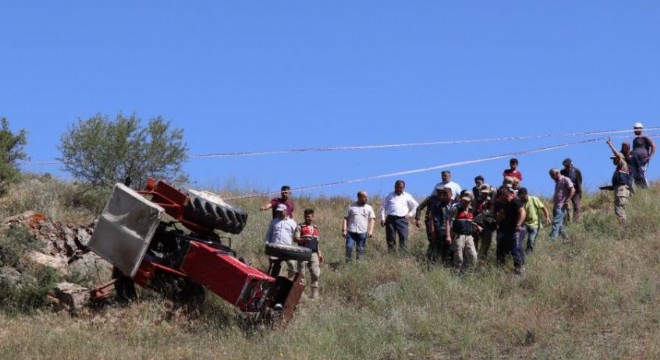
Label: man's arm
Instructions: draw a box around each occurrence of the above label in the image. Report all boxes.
[260,201,273,212]
[287,220,297,244]
[445,217,452,244]
[368,218,375,238]
[606,138,619,157]
[415,196,430,228]
[647,136,656,158]
[415,196,430,219]
[428,212,436,235]
[407,194,419,218]
[516,207,527,231]
[540,203,550,224]
[341,218,348,238]
[564,186,576,208]
[576,169,583,190]
[264,222,273,244]
[380,195,388,226]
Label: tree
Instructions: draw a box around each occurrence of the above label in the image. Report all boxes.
[0,117,28,194]
[59,113,188,189]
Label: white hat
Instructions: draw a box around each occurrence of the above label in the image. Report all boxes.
[634,122,644,129]
[275,203,287,212]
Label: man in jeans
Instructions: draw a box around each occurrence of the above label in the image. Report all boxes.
[495,187,526,274]
[631,122,656,188]
[380,180,419,253]
[517,187,550,252]
[342,191,376,262]
[560,158,583,222]
[548,168,575,241]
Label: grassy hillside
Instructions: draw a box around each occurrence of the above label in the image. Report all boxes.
[0,175,658,359]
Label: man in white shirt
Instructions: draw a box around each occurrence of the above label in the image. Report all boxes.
[380,180,419,252]
[265,203,297,277]
[431,170,462,202]
[342,191,376,262]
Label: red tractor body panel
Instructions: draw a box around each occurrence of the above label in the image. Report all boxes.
[180,241,274,311]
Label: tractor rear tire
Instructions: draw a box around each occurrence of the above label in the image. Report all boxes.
[265,244,312,262]
[185,198,248,234]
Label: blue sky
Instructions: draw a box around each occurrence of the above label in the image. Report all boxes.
[2,1,659,199]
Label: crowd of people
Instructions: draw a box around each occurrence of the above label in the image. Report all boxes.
[260,123,656,297]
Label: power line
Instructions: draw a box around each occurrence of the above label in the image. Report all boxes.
[223,136,604,200]
[18,127,658,166]
[191,127,658,158]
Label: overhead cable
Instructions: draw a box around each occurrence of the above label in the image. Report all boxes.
[192,127,659,158]
[19,127,658,166]
[223,136,604,200]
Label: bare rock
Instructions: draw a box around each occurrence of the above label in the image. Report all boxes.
[50,281,90,312]
[28,251,69,276]
[76,227,93,248]
[1,211,40,229]
[68,252,112,281]
[63,226,77,255]
[0,266,22,286]
[371,281,400,302]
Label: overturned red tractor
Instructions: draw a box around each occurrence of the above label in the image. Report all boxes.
[88,179,311,324]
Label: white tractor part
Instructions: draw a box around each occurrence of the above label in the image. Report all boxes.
[88,183,164,277]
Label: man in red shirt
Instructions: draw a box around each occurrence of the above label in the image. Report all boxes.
[260,185,295,219]
[503,158,523,183]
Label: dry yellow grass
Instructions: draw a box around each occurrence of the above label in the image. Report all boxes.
[0,175,658,359]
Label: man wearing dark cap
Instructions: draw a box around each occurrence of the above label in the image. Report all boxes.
[560,158,583,222]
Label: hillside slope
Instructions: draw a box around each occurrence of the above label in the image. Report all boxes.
[0,176,658,359]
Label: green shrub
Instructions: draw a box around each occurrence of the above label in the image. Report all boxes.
[0,174,99,223]
[0,224,59,314]
[0,224,40,268]
[0,264,59,314]
[0,117,27,195]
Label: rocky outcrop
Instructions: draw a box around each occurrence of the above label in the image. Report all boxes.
[2,211,110,312]
[48,281,91,312]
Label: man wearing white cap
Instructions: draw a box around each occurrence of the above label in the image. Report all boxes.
[631,123,656,188]
[265,203,297,277]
